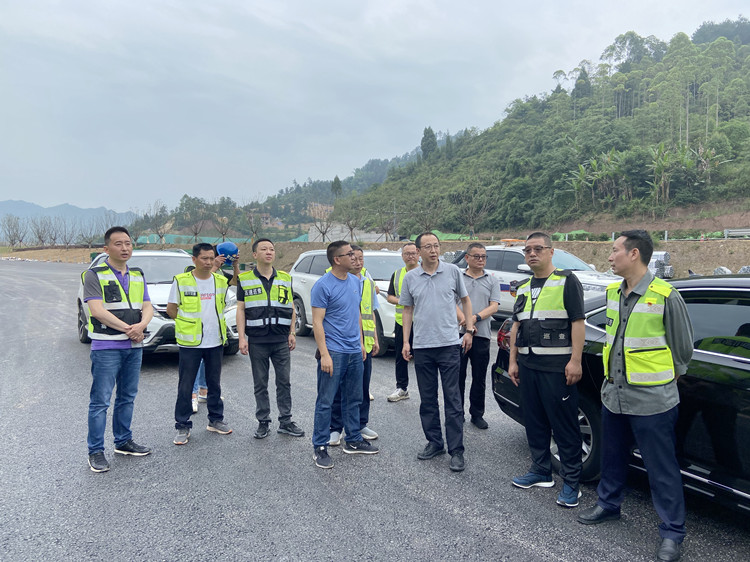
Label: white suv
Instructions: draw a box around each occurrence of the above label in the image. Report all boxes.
[453,244,620,319]
[290,249,405,356]
[77,249,240,354]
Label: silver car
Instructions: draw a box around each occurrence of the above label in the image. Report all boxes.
[290,249,404,356]
[77,249,240,354]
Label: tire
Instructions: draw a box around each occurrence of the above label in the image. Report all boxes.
[372,313,387,357]
[78,302,91,344]
[223,339,240,355]
[550,392,602,482]
[294,297,311,336]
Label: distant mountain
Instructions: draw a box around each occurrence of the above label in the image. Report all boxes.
[0,200,134,223]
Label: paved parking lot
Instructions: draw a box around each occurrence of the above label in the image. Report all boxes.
[1,260,749,561]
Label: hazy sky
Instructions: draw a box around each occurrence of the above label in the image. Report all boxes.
[1,1,746,213]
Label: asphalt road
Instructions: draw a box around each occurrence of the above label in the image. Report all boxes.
[1,260,749,561]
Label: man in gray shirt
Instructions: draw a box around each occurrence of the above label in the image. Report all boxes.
[578,230,693,562]
[400,232,474,472]
[457,243,500,429]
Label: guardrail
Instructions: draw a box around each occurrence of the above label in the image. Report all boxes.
[724,229,750,238]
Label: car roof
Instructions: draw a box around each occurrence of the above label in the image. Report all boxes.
[92,249,191,259]
[296,249,400,258]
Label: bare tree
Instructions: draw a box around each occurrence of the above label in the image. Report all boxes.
[335,199,364,241]
[145,201,170,245]
[29,216,52,246]
[213,215,231,242]
[78,218,100,249]
[413,196,444,233]
[48,216,63,247]
[1,214,28,248]
[186,209,206,243]
[126,209,146,246]
[449,182,497,238]
[59,217,78,249]
[246,211,263,243]
[372,209,395,242]
[311,214,334,243]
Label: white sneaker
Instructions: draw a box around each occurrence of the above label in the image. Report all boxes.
[361,427,378,440]
[329,431,342,446]
[369,392,374,401]
[191,396,198,413]
[387,388,409,402]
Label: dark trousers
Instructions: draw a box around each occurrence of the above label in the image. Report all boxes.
[249,341,292,423]
[331,351,372,432]
[413,345,464,455]
[597,406,686,542]
[459,335,490,419]
[394,323,412,391]
[519,363,582,487]
[175,346,224,430]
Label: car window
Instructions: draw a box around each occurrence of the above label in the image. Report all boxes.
[485,250,502,271]
[294,255,313,274]
[363,255,409,281]
[682,290,750,359]
[501,251,525,273]
[551,250,594,271]
[309,255,329,276]
[126,255,193,284]
[586,309,608,330]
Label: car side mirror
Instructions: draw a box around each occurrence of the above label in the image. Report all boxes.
[517,264,531,273]
[589,263,597,271]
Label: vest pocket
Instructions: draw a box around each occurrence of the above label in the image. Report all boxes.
[538,319,570,347]
[624,347,674,385]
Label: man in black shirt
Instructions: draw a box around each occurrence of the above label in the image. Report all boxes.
[508,232,585,508]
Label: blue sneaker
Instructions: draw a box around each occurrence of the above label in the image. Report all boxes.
[512,471,554,489]
[556,483,582,507]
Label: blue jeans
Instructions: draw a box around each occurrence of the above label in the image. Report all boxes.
[331,351,372,433]
[192,360,207,394]
[312,351,363,447]
[87,348,143,455]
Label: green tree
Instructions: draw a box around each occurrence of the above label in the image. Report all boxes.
[420,127,438,160]
[331,175,342,199]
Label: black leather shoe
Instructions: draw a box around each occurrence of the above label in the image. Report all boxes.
[417,442,446,460]
[470,417,489,430]
[577,504,621,525]
[449,452,465,472]
[656,538,681,561]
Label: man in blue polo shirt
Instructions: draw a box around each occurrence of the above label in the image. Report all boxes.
[83,226,154,473]
[310,240,379,469]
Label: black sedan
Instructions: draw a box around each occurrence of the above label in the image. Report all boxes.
[492,275,750,512]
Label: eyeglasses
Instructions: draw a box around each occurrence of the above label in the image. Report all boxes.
[402,252,418,257]
[467,254,487,260]
[522,246,551,255]
[420,244,440,251]
[336,251,355,258]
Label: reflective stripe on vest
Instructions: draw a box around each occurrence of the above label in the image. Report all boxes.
[394,266,407,326]
[360,269,376,353]
[173,272,228,347]
[238,269,293,337]
[85,265,145,341]
[515,272,572,355]
[602,278,675,386]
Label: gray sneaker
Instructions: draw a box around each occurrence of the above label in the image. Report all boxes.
[174,428,190,445]
[206,420,232,435]
[387,388,409,402]
[329,430,343,446]
[88,452,110,473]
[360,427,379,440]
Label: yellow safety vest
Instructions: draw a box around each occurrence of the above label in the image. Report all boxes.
[238,269,293,339]
[173,272,228,347]
[603,278,675,386]
[394,266,408,326]
[84,264,145,341]
[360,269,376,353]
[514,271,572,355]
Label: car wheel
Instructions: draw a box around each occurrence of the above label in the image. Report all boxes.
[294,297,311,336]
[78,302,91,344]
[372,313,387,357]
[223,339,240,355]
[550,392,602,482]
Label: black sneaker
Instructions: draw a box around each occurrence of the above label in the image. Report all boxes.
[313,446,333,469]
[417,442,446,460]
[254,421,271,439]
[343,440,379,455]
[88,452,110,473]
[114,440,152,456]
[277,421,305,437]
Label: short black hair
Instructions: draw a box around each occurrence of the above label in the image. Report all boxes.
[402,242,417,251]
[526,232,552,246]
[415,232,438,249]
[326,240,350,265]
[104,226,130,245]
[192,242,216,257]
[351,244,363,253]
[252,238,274,252]
[466,242,485,254]
[619,229,653,265]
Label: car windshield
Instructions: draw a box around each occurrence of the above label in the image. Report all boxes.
[551,250,593,271]
[362,255,409,281]
[126,254,193,283]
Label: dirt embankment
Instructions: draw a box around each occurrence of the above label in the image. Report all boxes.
[4,239,750,278]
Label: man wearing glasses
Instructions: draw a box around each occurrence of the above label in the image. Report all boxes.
[386,242,420,402]
[508,232,585,508]
[310,241,379,469]
[400,232,474,472]
[457,243,501,430]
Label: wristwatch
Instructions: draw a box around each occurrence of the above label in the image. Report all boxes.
[475,313,481,324]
